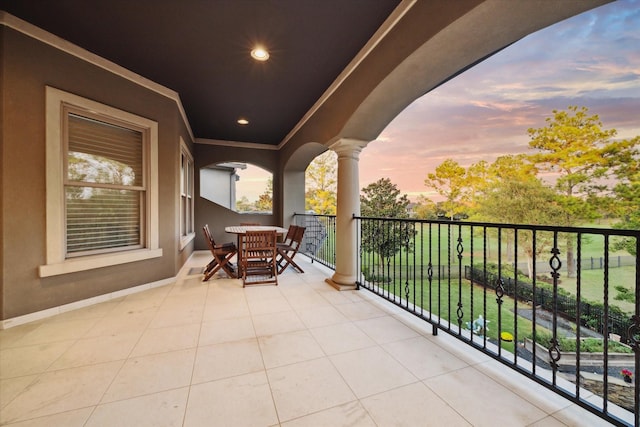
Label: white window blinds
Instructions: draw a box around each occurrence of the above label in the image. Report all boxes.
[65,113,145,255]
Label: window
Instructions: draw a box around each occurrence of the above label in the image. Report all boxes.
[65,112,145,255]
[40,87,161,277]
[180,138,195,249]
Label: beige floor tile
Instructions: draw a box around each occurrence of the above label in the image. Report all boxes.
[267,358,356,422]
[203,302,252,321]
[198,316,256,346]
[0,407,94,427]
[281,400,376,427]
[330,346,417,398]
[284,291,330,310]
[111,295,164,314]
[335,300,386,321]
[527,416,573,427]
[258,330,325,368]
[0,375,38,409]
[251,310,305,337]
[361,382,471,427]
[0,322,44,349]
[310,322,375,355]
[130,323,199,357]
[383,335,468,379]
[102,349,195,403]
[11,318,98,347]
[122,284,171,302]
[247,295,293,316]
[84,307,155,338]
[48,332,140,371]
[166,276,209,299]
[549,404,616,427]
[0,361,121,424]
[276,276,316,294]
[192,338,264,384]
[86,387,189,427]
[148,295,206,328]
[1,341,74,378]
[425,365,548,426]
[48,301,121,324]
[295,304,349,329]
[320,289,362,306]
[354,315,420,344]
[184,371,278,427]
[244,285,284,302]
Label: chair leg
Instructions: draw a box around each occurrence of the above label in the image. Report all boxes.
[203,253,237,281]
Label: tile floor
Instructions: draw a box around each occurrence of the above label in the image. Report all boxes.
[0,251,616,426]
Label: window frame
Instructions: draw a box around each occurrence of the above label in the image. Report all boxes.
[40,86,162,277]
[179,138,195,249]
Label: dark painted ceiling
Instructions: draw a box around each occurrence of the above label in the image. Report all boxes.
[0,0,401,145]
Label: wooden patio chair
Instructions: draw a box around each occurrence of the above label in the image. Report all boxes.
[276,226,306,274]
[202,224,238,281]
[240,229,278,287]
[277,224,297,249]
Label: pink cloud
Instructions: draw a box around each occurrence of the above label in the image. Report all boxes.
[359,0,640,200]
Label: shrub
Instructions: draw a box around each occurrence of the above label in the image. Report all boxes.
[529,331,632,353]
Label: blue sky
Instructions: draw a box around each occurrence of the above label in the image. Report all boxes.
[360,0,640,200]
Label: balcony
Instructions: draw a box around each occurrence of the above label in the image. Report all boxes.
[0,251,623,426]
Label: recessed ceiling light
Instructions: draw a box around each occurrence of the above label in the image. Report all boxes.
[251,47,269,61]
[237,118,249,125]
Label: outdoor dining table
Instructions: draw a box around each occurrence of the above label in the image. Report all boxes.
[224,225,288,276]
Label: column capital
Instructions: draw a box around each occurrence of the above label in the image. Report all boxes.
[329,138,369,159]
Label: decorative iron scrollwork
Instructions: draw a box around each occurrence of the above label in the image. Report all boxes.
[456,236,463,262]
[457,302,464,326]
[549,247,562,279]
[404,280,410,301]
[496,277,505,305]
[548,337,562,367]
[427,262,433,282]
[627,314,640,352]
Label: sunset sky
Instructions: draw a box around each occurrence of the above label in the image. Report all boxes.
[359,0,640,201]
[235,0,639,204]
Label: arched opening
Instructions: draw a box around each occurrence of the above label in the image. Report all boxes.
[200,162,273,215]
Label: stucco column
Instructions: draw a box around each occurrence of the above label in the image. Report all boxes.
[325,138,369,290]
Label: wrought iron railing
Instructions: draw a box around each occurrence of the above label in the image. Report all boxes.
[293,213,336,270]
[296,213,639,426]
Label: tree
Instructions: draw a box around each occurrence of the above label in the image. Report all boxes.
[424,159,468,220]
[360,178,415,281]
[254,177,273,212]
[476,177,565,278]
[412,195,438,220]
[612,141,640,255]
[527,106,633,276]
[305,151,337,214]
[235,196,253,212]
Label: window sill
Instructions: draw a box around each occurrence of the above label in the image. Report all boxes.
[39,248,163,277]
[179,232,195,251]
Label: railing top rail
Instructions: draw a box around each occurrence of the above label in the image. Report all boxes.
[352,215,640,237]
[293,212,336,218]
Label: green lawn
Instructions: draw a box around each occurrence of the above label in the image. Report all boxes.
[377,276,544,353]
[370,222,636,316]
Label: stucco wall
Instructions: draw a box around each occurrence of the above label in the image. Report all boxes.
[1,27,193,319]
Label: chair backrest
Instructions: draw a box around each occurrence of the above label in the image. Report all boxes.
[291,226,306,250]
[203,224,215,251]
[282,225,297,245]
[241,230,277,261]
